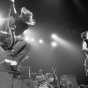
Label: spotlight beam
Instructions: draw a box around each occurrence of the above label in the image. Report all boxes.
[51,33,76,50]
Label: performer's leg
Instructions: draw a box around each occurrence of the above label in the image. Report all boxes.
[84,58,88,76]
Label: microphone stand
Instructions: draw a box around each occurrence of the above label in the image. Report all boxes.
[52,66,60,88]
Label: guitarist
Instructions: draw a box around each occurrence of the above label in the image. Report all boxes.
[0,0,35,78]
[81,31,88,76]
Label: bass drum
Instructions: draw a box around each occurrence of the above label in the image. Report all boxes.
[39,82,49,88]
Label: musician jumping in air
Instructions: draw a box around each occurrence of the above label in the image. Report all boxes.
[0,0,35,78]
[81,31,88,76]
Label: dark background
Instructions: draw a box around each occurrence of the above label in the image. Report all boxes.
[0,0,88,87]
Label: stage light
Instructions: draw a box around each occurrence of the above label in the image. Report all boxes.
[51,41,58,48]
[51,33,58,40]
[30,38,35,42]
[38,39,44,44]
[24,36,35,43]
[24,36,30,42]
[23,29,31,35]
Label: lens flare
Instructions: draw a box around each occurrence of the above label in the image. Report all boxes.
[0,15,5,26]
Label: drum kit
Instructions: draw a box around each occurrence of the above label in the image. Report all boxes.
[0,51,58,88]
[34,72,55,88]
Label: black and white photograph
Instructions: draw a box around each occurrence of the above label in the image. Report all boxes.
[0,0,88,88]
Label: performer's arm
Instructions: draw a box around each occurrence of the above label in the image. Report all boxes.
[10,39,27,56]
[9,0,17,18]
[82,41,88,51]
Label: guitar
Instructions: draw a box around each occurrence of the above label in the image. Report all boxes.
[0,50,17,67]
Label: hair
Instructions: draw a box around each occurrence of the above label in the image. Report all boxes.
[81,31,88,40]
[20,7,35,25]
